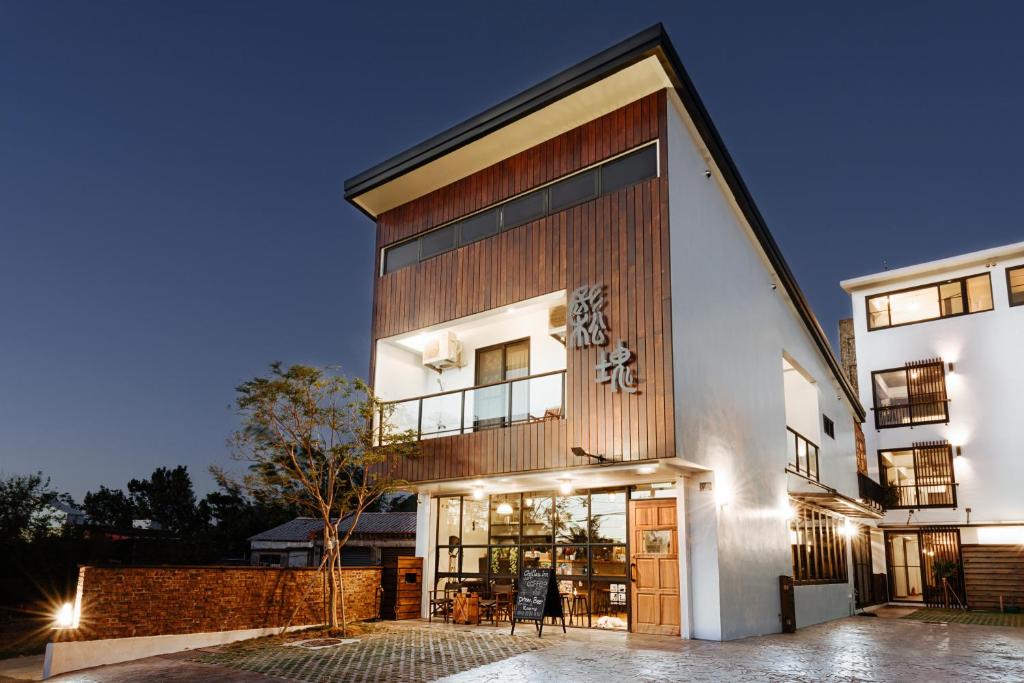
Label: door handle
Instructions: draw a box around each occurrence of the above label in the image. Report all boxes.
[630,562,638,583]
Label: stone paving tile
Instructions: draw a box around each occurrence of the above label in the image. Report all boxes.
[184,623,553,683]
[439,617,1024,683]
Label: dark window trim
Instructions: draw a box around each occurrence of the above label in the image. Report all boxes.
[870,362,949,430]
[786,426,820,482]
[877,444,957,510]
[1006,264,1024,307]
[865,272,994,331]
[823,414,835,440]
[379,141,659,276]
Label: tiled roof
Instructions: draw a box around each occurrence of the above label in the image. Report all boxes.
[248,512,416,542]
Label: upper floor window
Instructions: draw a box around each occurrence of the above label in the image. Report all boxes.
[822,414,835,439]
[380,143,658,275]
[1007,265,1024,307]
[871,359,948,429]
[866,273,993,330]
[786,427,819,481]
[879,442,956,508]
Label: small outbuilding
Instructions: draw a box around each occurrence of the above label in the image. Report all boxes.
[248,512,416,568]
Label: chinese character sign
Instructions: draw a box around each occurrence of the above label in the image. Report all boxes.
[569,284,608,348]
[594,340,638,394]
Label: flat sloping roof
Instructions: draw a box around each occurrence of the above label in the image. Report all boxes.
[342,24,864,421]
[841,240,1024,292]
[249,512,417,542]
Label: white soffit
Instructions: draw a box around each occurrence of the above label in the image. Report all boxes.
[353,56,674,217]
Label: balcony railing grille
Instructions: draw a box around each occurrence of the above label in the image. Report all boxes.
[377,370,566,445]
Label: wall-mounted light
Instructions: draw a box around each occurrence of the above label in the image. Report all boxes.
[948,362,955,374]
[55,602,75,629]
[840,521,858,539]
[955,445,963,457]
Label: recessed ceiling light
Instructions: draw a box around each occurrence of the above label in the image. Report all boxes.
[637,466,656,475]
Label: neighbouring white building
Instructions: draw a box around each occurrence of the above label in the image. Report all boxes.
[841,241,1024,611]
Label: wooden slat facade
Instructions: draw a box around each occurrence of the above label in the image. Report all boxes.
[370,91,676,483]
[962,544,1024,610]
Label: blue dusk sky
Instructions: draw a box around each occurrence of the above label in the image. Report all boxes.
[2,1,1022,500]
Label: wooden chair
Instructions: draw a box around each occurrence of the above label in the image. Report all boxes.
[485,583,514,625]
[428,582,458,623]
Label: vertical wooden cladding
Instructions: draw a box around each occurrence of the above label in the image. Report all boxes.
[374,91,675,483]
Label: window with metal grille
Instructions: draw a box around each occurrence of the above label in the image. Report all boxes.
[878,441,956,509]
[789,503,849,584]
[871,358,949,429]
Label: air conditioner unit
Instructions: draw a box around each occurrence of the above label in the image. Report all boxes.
[548,303,567,344]
[422,331,463,370]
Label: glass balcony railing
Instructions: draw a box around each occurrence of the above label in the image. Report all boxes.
[377,370,566,445]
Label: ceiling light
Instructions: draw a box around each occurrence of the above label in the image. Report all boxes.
[637,466,656,475]
[559,480,573,495]
[472,488,483,500]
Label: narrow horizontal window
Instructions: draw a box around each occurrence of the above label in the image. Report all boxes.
[866,273,993,330]
[419,224,456,259]
[548,169,598,213]
[458,209,499,246]
[383,240,419,274]
[1008,265,1024,307]
[379,143,658,276]
[600,145,657,194]
[500,190,546,230]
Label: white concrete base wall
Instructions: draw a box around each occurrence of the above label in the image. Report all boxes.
[43,623,319,679]
[794,583,854,628]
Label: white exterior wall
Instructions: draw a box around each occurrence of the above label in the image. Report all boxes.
[846,253,1024,528]
[665,94,861,640]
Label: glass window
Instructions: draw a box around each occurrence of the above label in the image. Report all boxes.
[461,497,488,545]
[461,546,488,575]
[867,273,993,330]
[419,224,456,259]
[642,530,673,554]
[489,546,518,576]
[438,497,462,546]
[555,494,588,543]
[383,240,419,274]
[1008,265,1024,307]
[879,444,955,509]
[630,482,676,499]
[589,491,626,543]
[590,582,628,630]
[555,546,588,576]
[438,545,460,574]
[789,503,849,584]
[522,545,553,569]
[601,145,657,194]
[489,494,520,545]
[872,362,948,429]
[521,493,553,544]
[966,274,993,312]
[501,190,545,230]
[457,209,499,246]
[591,545,627,576]
[549,169,597,212]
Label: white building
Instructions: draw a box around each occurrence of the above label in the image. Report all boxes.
[841,241,1024,610]
[344,25,879,640]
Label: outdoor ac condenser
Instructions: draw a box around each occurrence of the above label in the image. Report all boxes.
[422,331,463,370]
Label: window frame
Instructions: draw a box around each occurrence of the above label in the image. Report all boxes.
[786,426,820,481]
[865,272,994,331]
[1006,264,1024,307]
[877,443,957,510]
[379,141,659,276]
[822,414,835,440]
[870,361,949,430]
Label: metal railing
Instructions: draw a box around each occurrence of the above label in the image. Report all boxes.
[377,370,566,445]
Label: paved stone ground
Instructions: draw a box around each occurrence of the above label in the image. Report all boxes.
[41,617,1024,682]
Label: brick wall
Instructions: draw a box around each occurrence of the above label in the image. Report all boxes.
[66,565,381,641]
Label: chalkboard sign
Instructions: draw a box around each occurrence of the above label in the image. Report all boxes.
[511,568,565,637]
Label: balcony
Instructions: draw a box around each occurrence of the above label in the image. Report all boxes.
[378,370,565,444]
[857,473,887,510]
[786,427,820,481]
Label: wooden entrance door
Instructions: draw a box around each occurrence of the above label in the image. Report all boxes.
[629,499,680,635]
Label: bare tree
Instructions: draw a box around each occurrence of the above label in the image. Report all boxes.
[226,363,417,633]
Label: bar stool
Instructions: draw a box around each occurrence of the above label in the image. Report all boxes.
[569,594,590,627]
